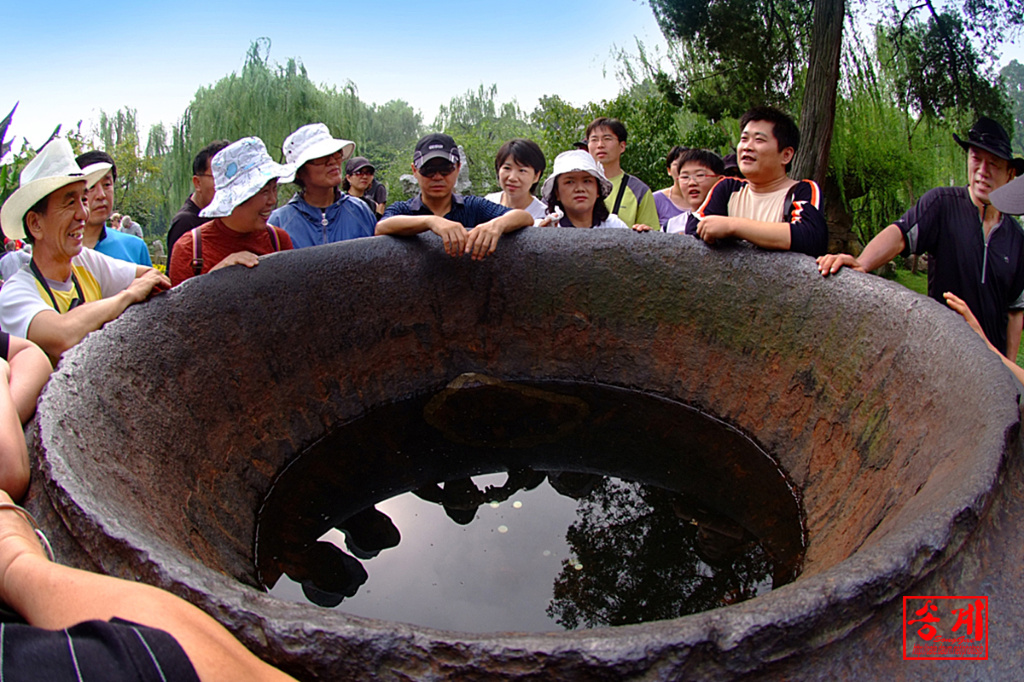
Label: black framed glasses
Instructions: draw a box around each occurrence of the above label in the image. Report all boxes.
[419,163,456,178]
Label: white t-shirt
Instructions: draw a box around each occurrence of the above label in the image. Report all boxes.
[0,248,138,339]
[665,210,693,234]
[484,192,548,221]
[595,215,630,229]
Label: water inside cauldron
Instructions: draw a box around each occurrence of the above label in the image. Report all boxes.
[255,375,805,633]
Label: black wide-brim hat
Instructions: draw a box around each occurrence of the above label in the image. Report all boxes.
[953,117,1024,175]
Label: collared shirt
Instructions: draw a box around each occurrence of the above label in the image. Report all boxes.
[382,193,509,228]
[94,224,152,266]
[897,185,1024,353]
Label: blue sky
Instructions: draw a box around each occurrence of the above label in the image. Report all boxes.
[2,0,669,150]
[3,0,1023,156]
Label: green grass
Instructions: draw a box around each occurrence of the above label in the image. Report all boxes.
[891,268,1024,368]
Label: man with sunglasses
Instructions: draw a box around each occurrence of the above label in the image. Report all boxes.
[376,133,532,260]
[0,139,170,362]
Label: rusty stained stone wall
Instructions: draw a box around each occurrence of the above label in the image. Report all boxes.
[28,229,1020,680]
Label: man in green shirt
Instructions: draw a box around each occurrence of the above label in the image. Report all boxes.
[586,117,660,230]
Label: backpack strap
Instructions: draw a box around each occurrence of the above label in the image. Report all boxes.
[266,226,281,252]
[611,174,630,216]
[190,227,204,276]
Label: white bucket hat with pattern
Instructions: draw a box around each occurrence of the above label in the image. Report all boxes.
[1,138,111,240]
[541,150,613,202]
[282,123,355,171]
[200,137,296,218]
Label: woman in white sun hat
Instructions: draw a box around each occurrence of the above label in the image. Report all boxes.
[538,150,629,229]
[168,137,295,286]
[269,123,377,249]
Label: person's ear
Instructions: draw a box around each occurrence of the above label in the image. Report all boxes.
[781,147,795,165]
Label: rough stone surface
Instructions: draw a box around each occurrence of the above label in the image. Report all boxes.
[25,229,1023,680]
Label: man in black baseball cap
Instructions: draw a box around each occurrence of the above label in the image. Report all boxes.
[376,133,532,260]
[818,117,1024,358]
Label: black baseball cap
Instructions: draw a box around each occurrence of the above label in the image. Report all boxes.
[413,133,460,169]
[345,156,375,175]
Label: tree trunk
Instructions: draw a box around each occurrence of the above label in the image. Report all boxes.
[793,0,845,185]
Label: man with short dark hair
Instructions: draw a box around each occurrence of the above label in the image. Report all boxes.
[376,133,532,260]
[167,140,230,255]
[585,117,660,229]
[0,139,169,361]
[690,106,827,257]
[818,117,1024,358]
[74,150,151,266]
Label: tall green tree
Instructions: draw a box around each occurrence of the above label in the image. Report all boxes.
[434,84,536,194]
[1001,60,1024,154]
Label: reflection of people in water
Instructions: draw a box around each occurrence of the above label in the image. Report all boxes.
[414,468,548,525]
[338,506,402,559]
[273,540,369,608]
[671,497,754,567]
[546,470,602,500]
[263,505,400,606]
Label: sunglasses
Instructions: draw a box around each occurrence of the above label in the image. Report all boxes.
[308,152,344,167]
[419,163,456,178]
[350,168,375,176]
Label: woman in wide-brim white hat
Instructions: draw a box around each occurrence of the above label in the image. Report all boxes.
[168,137,296,286]
[268,123,377,249]
[538,150,628,229]
[0,139,110,242]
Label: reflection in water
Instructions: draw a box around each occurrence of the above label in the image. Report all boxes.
[256,378,805,633]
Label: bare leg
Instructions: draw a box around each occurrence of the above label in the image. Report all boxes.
[0,492,296,682]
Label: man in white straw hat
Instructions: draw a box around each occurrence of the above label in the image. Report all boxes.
[0,139,170,361]
[168,137,295,286]
[269,123,376,248]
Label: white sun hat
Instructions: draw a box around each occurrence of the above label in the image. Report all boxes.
[1,138,111,240]
[540,149,613,201]
[282,123,355,170]
[200,137,296,218]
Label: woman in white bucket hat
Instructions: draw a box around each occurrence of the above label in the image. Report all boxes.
[268,123,377,249]
[538,150,628,229]
[168,137,296,286]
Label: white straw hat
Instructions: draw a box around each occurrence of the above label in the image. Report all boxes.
[540,150,613,201]
[200,137,296,218]
[0,139,111,240]
[282,123,355,170]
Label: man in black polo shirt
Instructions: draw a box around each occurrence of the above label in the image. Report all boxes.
[376,133,532,260]
[167,140,230,256]
[818,117,1024,358]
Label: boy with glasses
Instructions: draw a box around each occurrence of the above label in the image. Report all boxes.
[376,134,532,260]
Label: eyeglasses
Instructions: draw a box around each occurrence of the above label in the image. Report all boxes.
[308,152,343,167]
[419,163,456,178]
[350,168,375,176]
[678,171,717,183]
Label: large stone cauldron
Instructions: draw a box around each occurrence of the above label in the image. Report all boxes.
[26,230,1024,680]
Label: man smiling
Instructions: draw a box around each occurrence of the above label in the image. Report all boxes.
[690,106,827,257]
[818,117,1024,358]
[74,150,151,266]
[375,133,532,260]
[0,139,169,361]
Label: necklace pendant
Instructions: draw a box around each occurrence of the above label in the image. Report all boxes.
[321,217,329,226]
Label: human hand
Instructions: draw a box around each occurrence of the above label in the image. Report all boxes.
[126,268,172,302]
[631,223,653,232]
[465,220,503,260]
[695,215,732,244]
[428,217,468,257]
[943,292,986,339]
[816,253,863,277]
[209,251,260,273]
